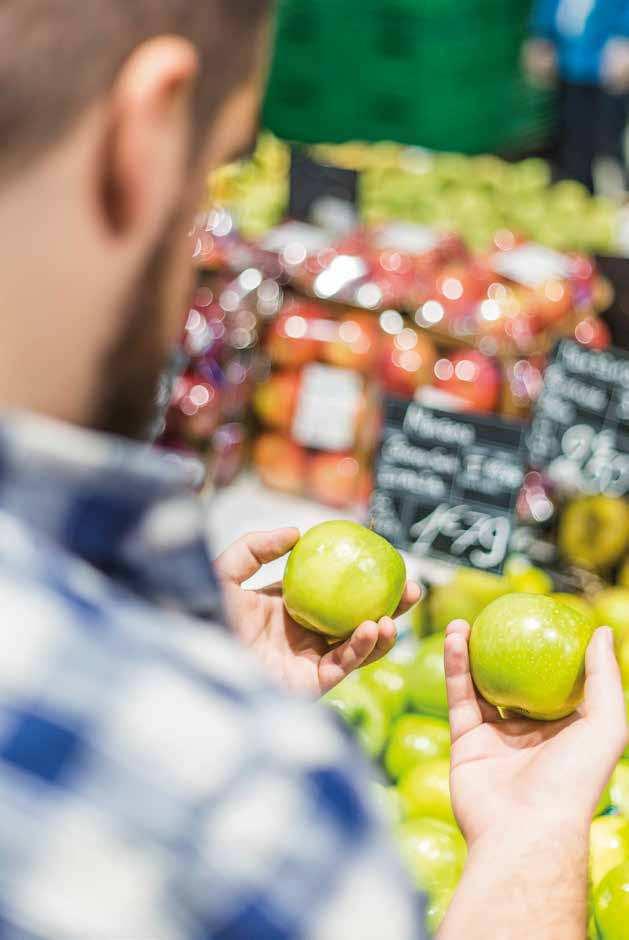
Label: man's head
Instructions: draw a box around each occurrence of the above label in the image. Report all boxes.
[0,1,270,438]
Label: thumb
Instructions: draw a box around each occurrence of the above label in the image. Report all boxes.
[214,528,300,586]
[583,627,628,759]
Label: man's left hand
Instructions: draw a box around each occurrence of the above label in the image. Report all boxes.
[215,527,420,697]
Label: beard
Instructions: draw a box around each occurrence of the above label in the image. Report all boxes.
[91,228,189,441]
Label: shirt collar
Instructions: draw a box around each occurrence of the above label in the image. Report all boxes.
[0,411,223,620]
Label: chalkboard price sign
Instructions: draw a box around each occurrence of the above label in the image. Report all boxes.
[527,340,629,497]
[371,399,527,574]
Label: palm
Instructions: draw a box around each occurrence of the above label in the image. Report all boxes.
[222,582,340,694]
[444,619,626,847]
[450,712,582,844]
[215,528,419,697]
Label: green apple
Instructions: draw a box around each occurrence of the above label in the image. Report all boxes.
[504,556,553,594]
[559,496,629,573]
[594,860,629,939]
[428,584,482,634]
[370,782,404,825]
[596,782,612,818]
[590,816,629,888]
[283,521,406,639]
[551,593,596,629]
[359,658,408,719]
[398,758,455,824]
[323,680,388,758]
[396,817,466,896]
[470,594,594,721]
[407,634,448,719]
[610,760,629,814]
[593,588,629,647]
[427,566,507,634]
[385,714,450,781]
[588,913,600,940]
[410,598,431,638]
[617,557,629,589]
[425,882,457,936]
[454,567,509,607]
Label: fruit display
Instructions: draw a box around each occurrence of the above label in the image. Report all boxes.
[208,134,622,256]
[283,520,406,640]
[322,563,629,935]
[160,278,272,489]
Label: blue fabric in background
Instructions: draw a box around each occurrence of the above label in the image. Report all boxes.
[531,0,629,83]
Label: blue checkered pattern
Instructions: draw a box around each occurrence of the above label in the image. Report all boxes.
[0,412,425,940]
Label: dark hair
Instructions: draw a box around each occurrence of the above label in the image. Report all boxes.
[0,0,270,175]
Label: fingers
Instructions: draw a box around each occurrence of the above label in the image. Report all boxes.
[214,528,300,586]
[445,619,497,742]
[583,627,628,758]
[361,617,398,667]
[318,617,397,694]
[394,581,422,617]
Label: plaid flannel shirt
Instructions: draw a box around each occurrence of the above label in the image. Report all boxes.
[0,412,425,940]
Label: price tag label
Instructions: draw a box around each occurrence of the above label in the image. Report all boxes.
[491,244,572,287]
[292,363,363,452]
[373,223,439,255]
[371,399,526,573]
[289,147,358,223]
[527,340,629,497]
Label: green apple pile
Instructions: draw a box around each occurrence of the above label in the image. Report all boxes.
[323,558,629,937]
[208,133,620,254]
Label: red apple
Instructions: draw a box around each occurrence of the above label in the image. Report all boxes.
[574,315,611,350]
[168,373,222,442]
[253,371,300,432]
[379,326,437,398]
[433,349,501,414]
[322,312,381,373]
[265,301,322,368]
[307,452,364,508]
[253,433,307,495]
[529,280,573,326]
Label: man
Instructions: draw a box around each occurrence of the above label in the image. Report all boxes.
[524,0,629,190]
[0,3,626,938]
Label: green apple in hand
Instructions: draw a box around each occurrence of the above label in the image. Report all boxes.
[398,758,455,824]
[470,593,594,720]
[425,882,457,936]
[551,593,596,628]
[323,680,388,758]
[590,816,629,888]
[594,860,629,939]
[397,817,466,896]
[283,521,406,639]
[407,633,448,719]
[385,715,451,781]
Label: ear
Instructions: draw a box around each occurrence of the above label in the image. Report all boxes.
[99,36,199,241]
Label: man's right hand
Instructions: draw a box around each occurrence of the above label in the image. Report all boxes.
[438,621,628,940]
[445,620,627,846]
[522,38,557,87]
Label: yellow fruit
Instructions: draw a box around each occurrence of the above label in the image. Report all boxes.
[559,496,629,572]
